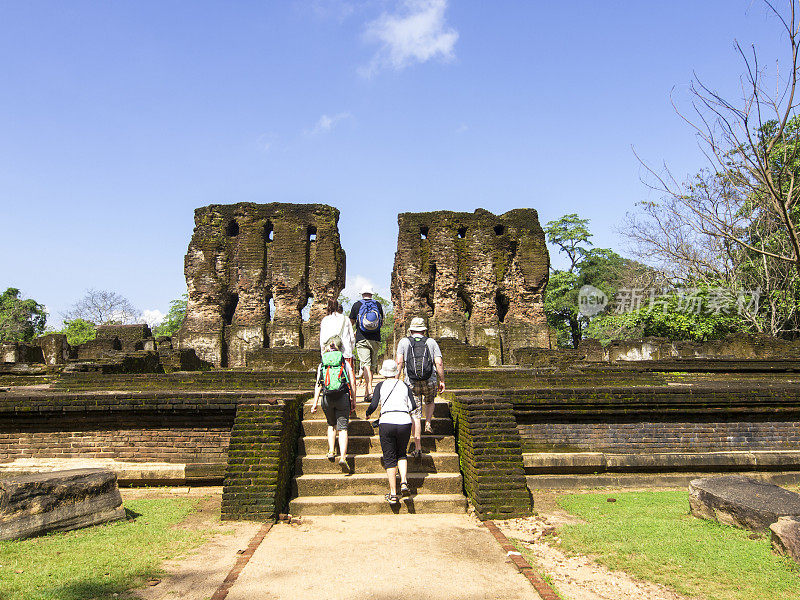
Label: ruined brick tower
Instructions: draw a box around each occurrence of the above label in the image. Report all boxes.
[178,203,346,367]
[391,209,550,365]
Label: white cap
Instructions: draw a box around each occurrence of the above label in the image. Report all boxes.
[360,284,374,295]
[378,359,400,378]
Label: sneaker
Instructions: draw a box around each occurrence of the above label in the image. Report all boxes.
[385,493,400,505]
[400,482,411,497]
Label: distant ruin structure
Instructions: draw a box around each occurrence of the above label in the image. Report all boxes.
[178,203,346,367]
[391,208,550,365]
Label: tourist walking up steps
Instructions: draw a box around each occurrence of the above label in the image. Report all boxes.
[366,359,417,505]
[395,317,445,460]
[310,339,356,473]
[349,284,384,403]
[319,298,356,385]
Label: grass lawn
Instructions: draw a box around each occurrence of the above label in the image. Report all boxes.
[0,496,212,600]
[552,491,800,600]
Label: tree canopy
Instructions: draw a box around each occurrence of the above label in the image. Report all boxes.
[0,288,47,343]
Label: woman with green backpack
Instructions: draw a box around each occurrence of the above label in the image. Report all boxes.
[310,339,356,472]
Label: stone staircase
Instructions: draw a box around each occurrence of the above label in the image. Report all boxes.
[288,380,467,515]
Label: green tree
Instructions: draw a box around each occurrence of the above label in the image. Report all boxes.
[0,288,47,343]
[544,213,592,273]
[56,318,97,346]
[374,293,394,357]
[153,295,187,338]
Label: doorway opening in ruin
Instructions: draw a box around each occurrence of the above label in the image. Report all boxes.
[220,338,229,368]
[223,293,239,325]
[307,225,317,242]
[264,221,273,243]
[420,226,429,239]
[494,224,505,236]
[301,297,313,322]
[495,290,510,322]
[458,288,473,321]
[457,226,467,238]
[226,220,240,237]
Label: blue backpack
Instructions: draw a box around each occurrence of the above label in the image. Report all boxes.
[357,299,383,333]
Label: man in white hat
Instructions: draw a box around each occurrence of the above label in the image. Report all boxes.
[395,317,445,459]
[348,284,385,402]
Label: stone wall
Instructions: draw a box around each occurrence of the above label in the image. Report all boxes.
[449,394,531,519]
[178,203,346,367]
[391,209,550,365]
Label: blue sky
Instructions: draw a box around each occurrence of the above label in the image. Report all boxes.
[0,1,787,326]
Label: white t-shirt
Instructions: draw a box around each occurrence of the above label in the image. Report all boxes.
[319,313,355,359]
[373,379,415,425]
[396,335,442,385]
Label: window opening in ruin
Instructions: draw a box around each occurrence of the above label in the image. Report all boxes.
[307,225,317,242]
[420,226,429,239]
[494,224,505,236]
[223,293,239,325]
[300,297,313,322]
[265,221,273,242]
[226,220,240,237]
[267,297,275,321]
[457,226,467,238]
[496,290,510,322]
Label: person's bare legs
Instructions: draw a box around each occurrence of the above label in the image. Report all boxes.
[338,429,348,462]
[363,365,373,397]
[424,401,435,433]
[397,458,408,487]
[327,425,336,456]
[386,466,397,496]
[412,416,422,452]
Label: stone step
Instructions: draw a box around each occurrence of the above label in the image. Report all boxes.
[298,435,455,455]
[292,472,463,496]
[302,399,451,419]
[288,494,468,516]
[301,417,453,436]
[296,452,460,475]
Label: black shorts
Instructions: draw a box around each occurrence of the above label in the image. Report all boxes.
[378,422,413,468]
[322,389,350,431]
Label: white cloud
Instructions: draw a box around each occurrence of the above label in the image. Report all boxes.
[142,309,165,327]
[341,275,390,305]
[455,123,468,133]
[305,112,352,136]
[362,0,458,76]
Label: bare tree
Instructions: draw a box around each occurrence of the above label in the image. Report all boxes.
[625,0,800,335]
[62,289,141,325]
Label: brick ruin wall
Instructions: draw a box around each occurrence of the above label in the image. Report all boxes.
[178,203,346,367]
[391,209,551,365]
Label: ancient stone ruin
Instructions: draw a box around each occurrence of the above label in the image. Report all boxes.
[178,203,346,367]
[391,208,551,365]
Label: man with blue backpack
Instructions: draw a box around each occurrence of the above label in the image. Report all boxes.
[348,284,384,403]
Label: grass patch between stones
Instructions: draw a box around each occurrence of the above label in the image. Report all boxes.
[0,496,211,600]
[556,491,800,600]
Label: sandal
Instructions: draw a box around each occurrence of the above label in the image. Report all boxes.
[410,448,422,461]
[326,451,335,461]
[385,493,400,505]
[400,482,410,497]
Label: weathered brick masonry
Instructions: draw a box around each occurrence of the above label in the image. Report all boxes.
[221,397,304,521]
[449,395,531,519]
[505,385,800,453]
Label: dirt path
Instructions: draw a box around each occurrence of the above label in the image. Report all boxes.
[497,494,689,600]
[227,514,542,600]
[123,488,261,600]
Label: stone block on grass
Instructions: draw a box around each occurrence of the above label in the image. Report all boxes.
[0,468,125,541]
[689,475,800,533]
[770,516,800,564]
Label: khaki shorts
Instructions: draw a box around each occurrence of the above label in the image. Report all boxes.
[410,378,437,418]
[355,339,380,372]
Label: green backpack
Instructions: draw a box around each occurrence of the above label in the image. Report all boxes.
[321,350,349,393]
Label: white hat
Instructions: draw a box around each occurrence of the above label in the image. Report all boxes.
[360,284,374,295]
[379,359,400,378]
[408,317,427,332]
